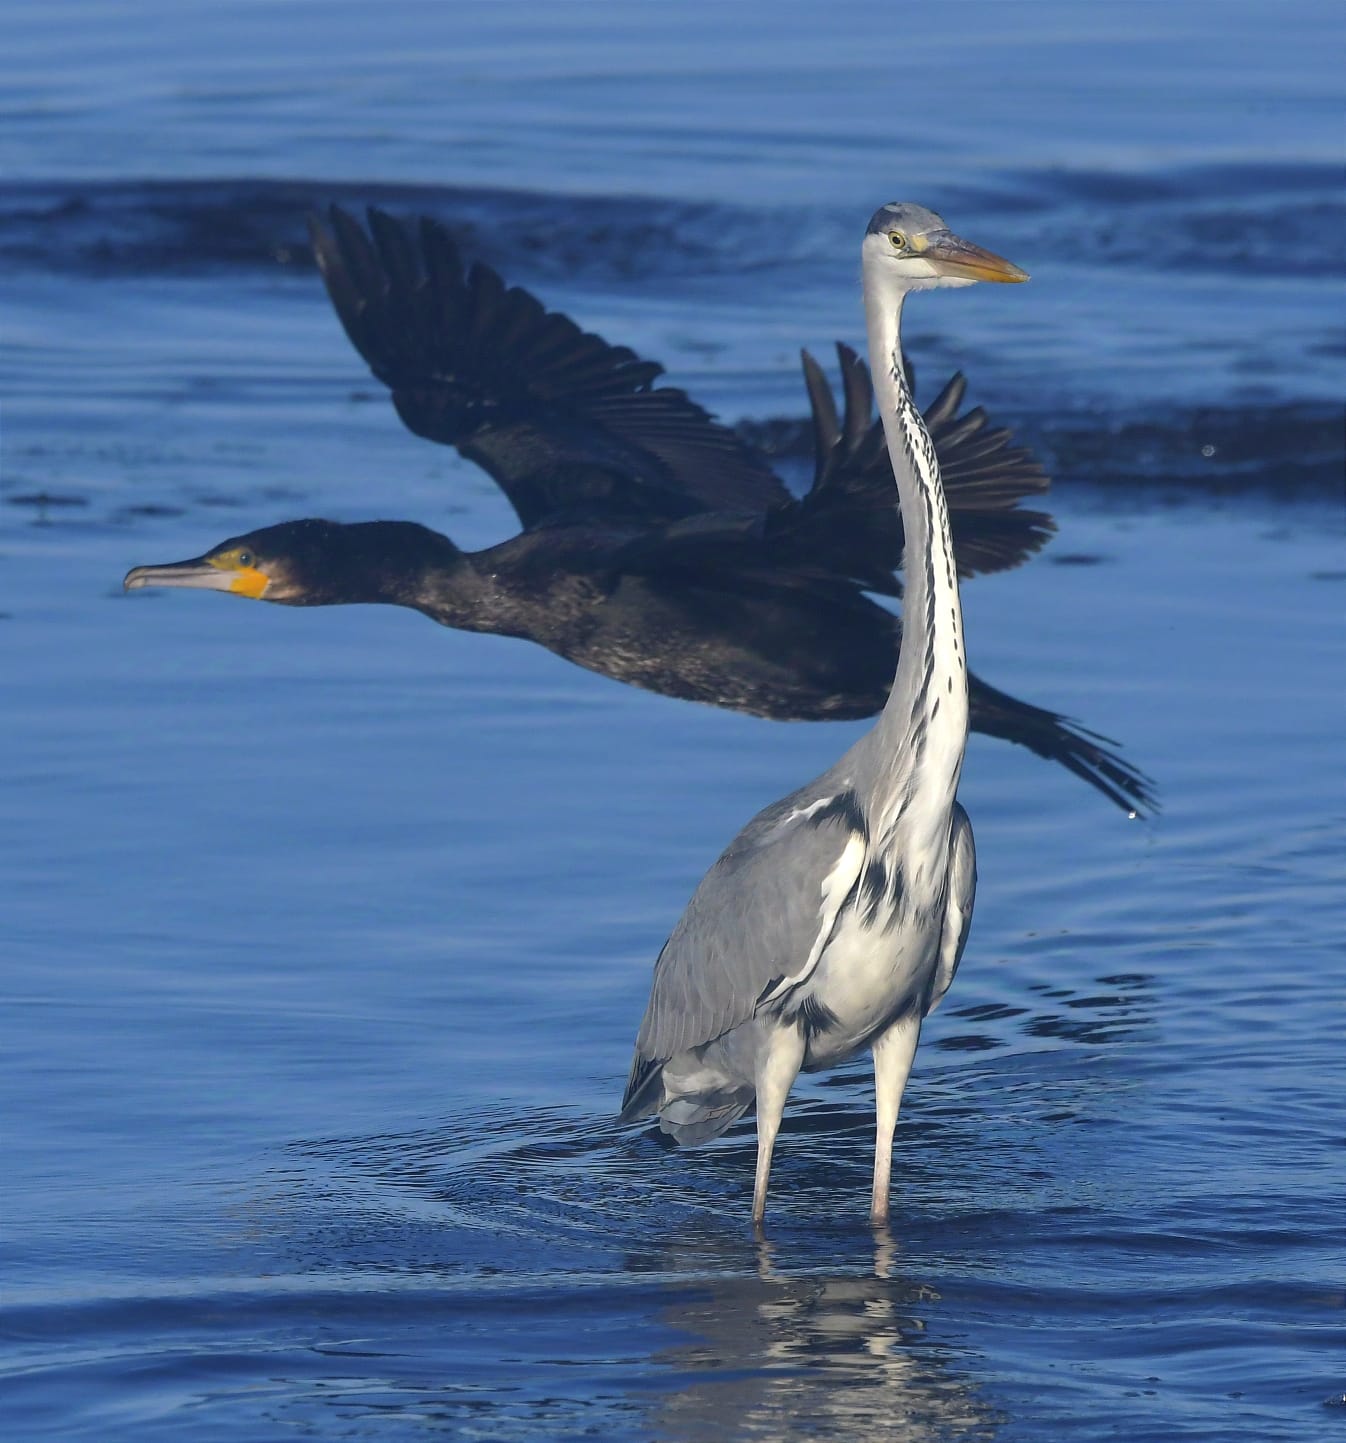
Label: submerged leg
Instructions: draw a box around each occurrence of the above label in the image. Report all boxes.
[751,1025,806,1227]
[870,1012,923,1225]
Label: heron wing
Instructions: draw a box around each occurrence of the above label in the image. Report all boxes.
[631,786,867,1067]
[771,346,1055,588]
[926,803,976,1015]
[308,206,789,530]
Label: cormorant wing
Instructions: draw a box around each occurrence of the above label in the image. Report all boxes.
[611,348,1056,597]
[781,345,1056,586]
[309,206,790,530]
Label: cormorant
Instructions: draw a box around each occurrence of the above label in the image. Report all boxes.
[124,206,1152,815]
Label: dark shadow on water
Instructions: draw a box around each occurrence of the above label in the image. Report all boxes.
[5,161,1344,284]
[3,174,1342,497]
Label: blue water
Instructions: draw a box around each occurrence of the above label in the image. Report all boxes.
[3,3,1344,1439]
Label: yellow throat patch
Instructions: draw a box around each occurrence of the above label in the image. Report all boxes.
[227,566,270,599]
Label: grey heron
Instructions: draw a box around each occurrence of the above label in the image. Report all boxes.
[620,204,1027,1224]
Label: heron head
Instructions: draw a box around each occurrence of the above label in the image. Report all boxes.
[863,203,1028,291]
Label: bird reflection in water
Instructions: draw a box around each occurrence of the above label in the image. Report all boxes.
[124,205,1152,817]
[643,1230,999,1443]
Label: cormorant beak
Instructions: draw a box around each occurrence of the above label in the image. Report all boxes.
[920,231,1028,284]
[123,557,271,599]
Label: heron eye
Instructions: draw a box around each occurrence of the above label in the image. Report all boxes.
[889,232,908,251]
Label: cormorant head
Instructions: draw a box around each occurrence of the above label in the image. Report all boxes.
[862,203,1028,292]
[123,518,461,608]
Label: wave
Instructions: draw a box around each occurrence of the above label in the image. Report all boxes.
[4,159,1343,281]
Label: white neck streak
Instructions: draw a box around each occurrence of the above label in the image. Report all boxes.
[857,260,969,848]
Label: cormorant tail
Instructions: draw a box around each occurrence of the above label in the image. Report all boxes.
[969,673,1158,817]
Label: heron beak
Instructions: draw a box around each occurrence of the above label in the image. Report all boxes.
[921,232,1028,284]
[123,557,271,599]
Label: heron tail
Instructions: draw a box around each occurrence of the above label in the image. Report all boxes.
[619,1053,665,1122]
[657,1095,754,1146]
[619,1053,754,1146]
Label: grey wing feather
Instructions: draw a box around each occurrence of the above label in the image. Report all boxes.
[927,803,976,1015]
[633,788,864,1064]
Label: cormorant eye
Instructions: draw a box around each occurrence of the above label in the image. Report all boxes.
[237,551,254,568]
[889,231,908,252]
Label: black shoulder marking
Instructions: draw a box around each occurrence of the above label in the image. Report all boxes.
[794,994,839,1039]
[810,788,867,836]
[865,854,888,900]
[861,854,905,927]
[757,974,786,1005]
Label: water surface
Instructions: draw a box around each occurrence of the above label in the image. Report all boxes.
[2,3,1344,1439]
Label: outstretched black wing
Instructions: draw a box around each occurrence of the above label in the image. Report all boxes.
[771,344,1054,591]
[308,205,789,530]
[606,347,1056,598]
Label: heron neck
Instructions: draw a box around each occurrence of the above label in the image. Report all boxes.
[859,275,968,840]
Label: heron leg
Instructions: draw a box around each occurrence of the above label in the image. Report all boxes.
[870,1012,922,1225]
[751,1025,806,1227]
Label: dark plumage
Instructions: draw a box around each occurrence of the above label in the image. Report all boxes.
[124,206,1153,815]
